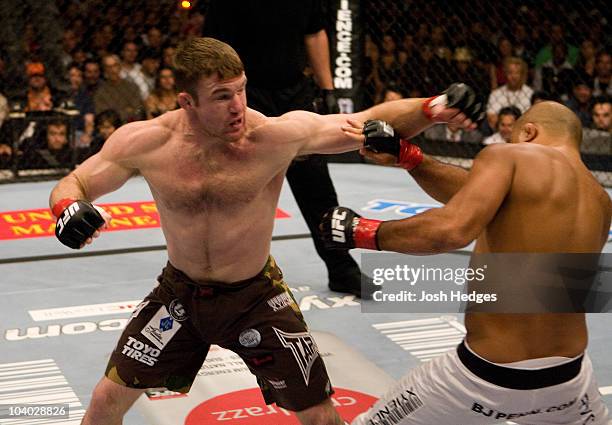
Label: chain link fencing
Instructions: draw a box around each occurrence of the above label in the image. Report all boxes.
[362,0,611,183]
[0,0,610,184]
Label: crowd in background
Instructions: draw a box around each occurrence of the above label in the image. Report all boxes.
[363,0,611,149]
[0,0,610,172]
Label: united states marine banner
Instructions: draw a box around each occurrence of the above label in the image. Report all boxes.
[0,202,290,241]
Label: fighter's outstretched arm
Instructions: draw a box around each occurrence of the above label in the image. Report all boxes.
[287,83,482,156]
[320,145,515,254]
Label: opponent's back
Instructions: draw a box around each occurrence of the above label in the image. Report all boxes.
[467,102,612,362]
[476,143,611,253]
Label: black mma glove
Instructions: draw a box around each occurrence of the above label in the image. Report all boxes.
[423,83,484,123]
[320,206,382,250]
[362,120,424,170]
[363,119,400,156]
[52,199,106,249]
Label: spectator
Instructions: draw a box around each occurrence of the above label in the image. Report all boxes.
[483,106,521,145]
[564,71,594,128]
[452,47,488,100]
[531,90,557,105]
[490,37,514,90]
[534,24,579,68]
[591,96,611,132]
[0,89,7,128]
[83,59,102,98]
[120,42,149,100]
[576,39,597,76]
[122,26,142,47]
[139,49,161,98]
[364,36,383,105]
[533,43,574,98]
[162,46,176,69]
[141,26,164,57]
[19,119,73,169]
[378,34,403,86]
[144,67,178,119]
[23,62,66,112]
[593,51,611,97]
[89,24,114,59]
[430,25,449,53]
[0,88,10,165]
[93,54,144,122]
[467,22,496,75]
[486,57,533,130]
[70,47,91,68]
[424,123,483,144]
[511,22,536,67]
[381,82,405,103]
[66,63,95,146]
[405,44,444,97]
[0,142,10,168]
[61,29,79,68]
[582,96,611,154]
[84,109,122,160]
[398,34,415,66]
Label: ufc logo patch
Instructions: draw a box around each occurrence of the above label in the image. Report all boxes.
[331,209,347,243]
[56,202,80,235]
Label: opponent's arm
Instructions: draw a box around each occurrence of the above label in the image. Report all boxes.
[407,156,470,204]
[320,145,515,254]
[49,123,144,249]
[345,119,470,204]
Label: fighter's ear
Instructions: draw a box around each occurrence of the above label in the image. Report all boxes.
[177,92,194,110]
[519,122,538,143]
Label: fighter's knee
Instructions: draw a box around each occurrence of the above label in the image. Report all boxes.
[84,378,142,423]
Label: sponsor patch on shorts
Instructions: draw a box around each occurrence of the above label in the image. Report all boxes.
[121,336,161,367]
[168,299,188,321]
[239,329,261,348]
[141,306,181,349]
[267,379,287,389]
[267,292,294,312]
[128,300,149,324]
[273,327,319,386]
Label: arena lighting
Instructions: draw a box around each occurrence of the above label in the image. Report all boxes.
[180,0,192,9]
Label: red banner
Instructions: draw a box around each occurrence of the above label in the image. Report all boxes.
[0,201,290,241]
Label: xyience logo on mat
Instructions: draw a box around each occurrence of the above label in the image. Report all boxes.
[185,387,376,424]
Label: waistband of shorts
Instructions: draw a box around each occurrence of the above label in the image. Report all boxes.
[162,256,276,291]
[456,340,583,390]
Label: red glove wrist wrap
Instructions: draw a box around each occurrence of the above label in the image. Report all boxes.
[422,96,438,121]
[353,217,382,250]
[52,198,77,218]
[398,140,423,171]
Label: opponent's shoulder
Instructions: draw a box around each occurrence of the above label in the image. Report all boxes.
[475,143,518,163]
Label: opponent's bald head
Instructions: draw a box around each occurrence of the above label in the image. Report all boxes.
[514,101,582,147]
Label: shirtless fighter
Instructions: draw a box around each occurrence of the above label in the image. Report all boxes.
[48,37,481,425]
[320,101,612,424]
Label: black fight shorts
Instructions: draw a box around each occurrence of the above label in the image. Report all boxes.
[105,257,333,411]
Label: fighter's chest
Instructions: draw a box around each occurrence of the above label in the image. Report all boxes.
[149,150,276,210]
